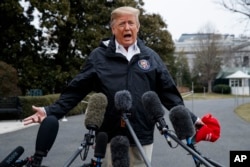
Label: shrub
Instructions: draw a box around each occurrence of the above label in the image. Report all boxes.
[19,94,89,119]
[213,84,231,94]
[0,61,21,96]
[193,85,205,93]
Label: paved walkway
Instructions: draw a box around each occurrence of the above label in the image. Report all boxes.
[0,120,35,134]
[0,116,70,134]
[1,98,250,167]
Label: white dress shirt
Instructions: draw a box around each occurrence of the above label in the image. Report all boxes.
[115,40,141,61]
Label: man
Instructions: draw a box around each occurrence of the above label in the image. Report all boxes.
[24,6,203,167]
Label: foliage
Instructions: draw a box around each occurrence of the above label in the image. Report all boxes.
[0,61,22,96]
[139,13,175,72]
[213,84,231,94]
[174,50,191,87]
[1,0,176,95]
[19,94,88,118]
[0,0,44,94]
[193,85,206,93]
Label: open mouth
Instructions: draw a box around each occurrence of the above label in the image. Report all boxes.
[124,34,132,38]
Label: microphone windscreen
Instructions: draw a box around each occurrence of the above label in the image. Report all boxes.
[141,91,164,121]
[36,116,59,156]
[84,93,108,129]
[94,132,108,158]
[0,146,24,167]
[110,136,130,167]
[169,105,195,140]
[114,90,132,112]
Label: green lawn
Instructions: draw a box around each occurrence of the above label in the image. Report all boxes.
[182,92,235,100]
[182,93,250,123]
[235,103,250,123]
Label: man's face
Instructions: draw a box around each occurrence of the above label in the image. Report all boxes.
[111,14,139,48]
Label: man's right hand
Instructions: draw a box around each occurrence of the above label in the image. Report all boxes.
[23,105,47,125]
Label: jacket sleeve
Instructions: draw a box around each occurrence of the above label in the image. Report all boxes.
[45,57,97,119]
[155,55,198,123]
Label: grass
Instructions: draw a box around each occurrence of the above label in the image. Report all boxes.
[182,92,235,100]
[182,93,250,123]
[235,103,250,123]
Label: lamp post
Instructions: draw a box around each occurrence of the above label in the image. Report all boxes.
[198,72,206,96]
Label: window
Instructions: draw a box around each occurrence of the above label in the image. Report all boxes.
[230,79,242,87]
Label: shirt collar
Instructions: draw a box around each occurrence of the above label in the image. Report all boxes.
[115,40,139,52]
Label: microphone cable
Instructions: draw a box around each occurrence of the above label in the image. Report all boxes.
[155,121,178,149]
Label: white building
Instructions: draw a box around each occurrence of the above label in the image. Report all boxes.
[174,33,250,70]
[226,70,250,95]
[174,33,250,95]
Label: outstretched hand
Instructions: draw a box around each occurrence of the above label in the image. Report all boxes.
[23,105,47,125]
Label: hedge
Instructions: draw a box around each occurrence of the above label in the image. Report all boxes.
[213,84,231,94]
[18,94,89,119]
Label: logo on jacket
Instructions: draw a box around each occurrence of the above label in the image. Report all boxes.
[138,59,150,70]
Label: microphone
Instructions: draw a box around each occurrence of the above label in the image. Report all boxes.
[110,136,130,167]
[84,93,108,130]
[169,105,195,140]
[63,93,108,167]
[141,91,167,129]
[141,91,172,146]
[83,92,108,159]
[142,92,214,167]
[114,90,151,167]
[169,106,217,167]
[114,90,132,115]
[35,115,59,157]
[94,132,108,167]
[0,146,24,167]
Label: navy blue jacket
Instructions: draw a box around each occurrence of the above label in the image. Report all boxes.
[45,36,197,145]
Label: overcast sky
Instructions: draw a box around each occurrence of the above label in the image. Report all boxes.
[143,0,249,40]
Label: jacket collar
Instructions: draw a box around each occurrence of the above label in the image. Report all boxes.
[100,36,149,59]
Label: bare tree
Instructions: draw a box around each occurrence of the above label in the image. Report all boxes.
[219,0,250,17]
[218,0,250,32]
[192,24,223,93]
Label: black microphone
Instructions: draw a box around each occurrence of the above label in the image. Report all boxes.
[84,93,108,130]
[169,106,215,167]
[110,136,130,167]
[35,115,59,157]
[141,91,172,147]
[114,90,151,167]
[0,146,24,167]
[141,91,167,130]
[169,105,195,140]
[94,132,108,167]
[114,90,132,115]
[142,91,214,167]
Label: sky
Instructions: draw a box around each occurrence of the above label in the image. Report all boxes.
[143,0,249,41]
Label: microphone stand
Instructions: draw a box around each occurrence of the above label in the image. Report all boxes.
[122,113,152,167]
[63,125,96,167]
[186,142,224,167]
[155,118,220,167]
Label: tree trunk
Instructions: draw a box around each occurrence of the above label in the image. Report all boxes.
[207,80,213,93]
